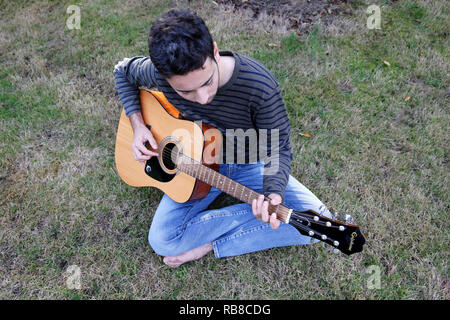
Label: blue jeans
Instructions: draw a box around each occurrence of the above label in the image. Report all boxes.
[148,162,330,258]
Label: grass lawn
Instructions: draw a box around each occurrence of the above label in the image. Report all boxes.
[0,0,448,299]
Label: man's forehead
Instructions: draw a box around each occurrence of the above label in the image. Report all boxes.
[168,58,214,92]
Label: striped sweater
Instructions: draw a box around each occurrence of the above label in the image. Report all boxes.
[113,51,293,199]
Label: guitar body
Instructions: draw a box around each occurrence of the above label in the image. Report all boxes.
[115,90,221,203]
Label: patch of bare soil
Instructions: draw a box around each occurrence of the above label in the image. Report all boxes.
[215,0,354,32]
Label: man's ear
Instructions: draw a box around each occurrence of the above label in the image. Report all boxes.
[213,41,220,62]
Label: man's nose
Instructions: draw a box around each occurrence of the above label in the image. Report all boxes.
[196,87,210,105]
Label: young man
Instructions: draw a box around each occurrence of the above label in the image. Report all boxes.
[114,9,330,268]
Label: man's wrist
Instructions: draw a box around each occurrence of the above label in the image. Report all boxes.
[264,190,285,202]
[129,111,146,131]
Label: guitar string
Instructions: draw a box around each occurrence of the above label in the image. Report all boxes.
[155,152,350,252]
[158,148,342,228]
[160,149,344,232]
[158,148,343,229]
[159,149,289,221]
[288,218,339,247]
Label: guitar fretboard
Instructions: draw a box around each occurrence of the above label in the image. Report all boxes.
[177,155,291,223]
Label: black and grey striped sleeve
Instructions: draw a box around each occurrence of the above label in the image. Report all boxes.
[113,56,157,117]
[255,85,293,200]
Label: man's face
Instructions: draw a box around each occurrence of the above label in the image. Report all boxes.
[166,57,219,105]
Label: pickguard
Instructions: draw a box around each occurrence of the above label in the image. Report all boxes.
[144,157,176,183]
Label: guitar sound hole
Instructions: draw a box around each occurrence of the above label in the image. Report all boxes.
[162,143,179,171]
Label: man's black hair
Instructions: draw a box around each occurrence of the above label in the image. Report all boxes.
[148,9,215,78]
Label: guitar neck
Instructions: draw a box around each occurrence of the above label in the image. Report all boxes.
[177,155,292,223]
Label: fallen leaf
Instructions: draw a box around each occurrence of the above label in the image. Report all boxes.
[404,96,411,102]
[383,60,391,67]
[327,8,332,14]
[420,52,424,56]
[300,133,312,138]
[268,43,281,48]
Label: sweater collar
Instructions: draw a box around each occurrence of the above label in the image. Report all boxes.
[217,51,240,94]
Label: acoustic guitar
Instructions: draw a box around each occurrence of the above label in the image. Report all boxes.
[115,90,366,255]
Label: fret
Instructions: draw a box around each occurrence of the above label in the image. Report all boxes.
[244,188,252,203]
[247,190,253,203]
[198,165,203,181]
[223,177,229,191]
[216,172,221,189]
[204,166,208,182]
[273,203,280,220]
[207,167,211,184]
[239,185,245,201]
[187,163,192,176]
[196,164,201,179]
[246,190,257,205]
[250,190,258,203]
[212,170,217,188]
[193,164,198,178]
[219,176,226,191]
[226,178,231,194]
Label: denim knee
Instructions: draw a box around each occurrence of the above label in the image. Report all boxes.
[148,227,181,257]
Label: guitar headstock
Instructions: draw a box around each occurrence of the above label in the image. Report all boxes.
[288,209,366,255]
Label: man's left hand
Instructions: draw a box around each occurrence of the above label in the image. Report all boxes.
[252,193,282,230]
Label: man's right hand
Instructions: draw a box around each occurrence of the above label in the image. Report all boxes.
[129,112,158,165]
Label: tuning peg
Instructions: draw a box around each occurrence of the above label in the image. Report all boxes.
[318,205,332,219]
[318,205,326,215]
[345,214,354,224]
[324,243,340,254]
